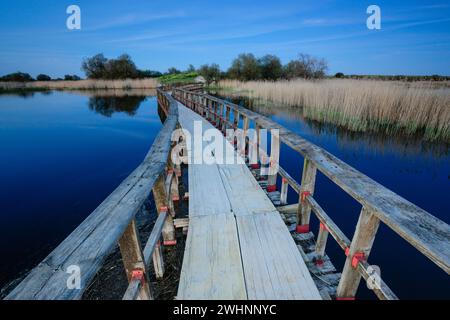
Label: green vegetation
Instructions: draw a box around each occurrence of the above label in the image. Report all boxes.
[0,72,34,82]
[197,64,221,85]
[36,74,52,81]
[81,53,161,80]
[158,72,199,84]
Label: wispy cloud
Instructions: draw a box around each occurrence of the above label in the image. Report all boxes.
[87,11,186,31]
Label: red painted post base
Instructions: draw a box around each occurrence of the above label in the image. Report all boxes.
[250,163,260,169]
[163,240,177,246]
[314,258,324,267]
[296,224,310,234]
[266,184,277,192]
[335,297,356,301]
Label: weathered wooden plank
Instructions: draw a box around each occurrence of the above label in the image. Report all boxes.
[218,163,277,216]
[142,211,167,264]
[237,212,322,300]
[6,90,179,300]
[177,214,247,300]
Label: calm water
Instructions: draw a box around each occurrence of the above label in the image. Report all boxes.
[0,90,162,293]
[214,93,450,299]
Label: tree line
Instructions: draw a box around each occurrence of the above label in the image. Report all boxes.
[2,52,448,84]
[0,72,81,82]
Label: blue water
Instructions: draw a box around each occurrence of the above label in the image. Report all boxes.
[0,91,162,291]
[219,95,450,299]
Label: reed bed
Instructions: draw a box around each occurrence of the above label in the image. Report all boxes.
[219,79,450,141]
[0,78,159,91]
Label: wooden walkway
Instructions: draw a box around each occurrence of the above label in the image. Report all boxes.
[175,101,322,300]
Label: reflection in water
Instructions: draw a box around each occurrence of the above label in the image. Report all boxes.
[212,92,449,158]
[88,95,147,117]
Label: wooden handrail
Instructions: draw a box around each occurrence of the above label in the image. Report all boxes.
[172,87,450,299]
[5,89,178,300]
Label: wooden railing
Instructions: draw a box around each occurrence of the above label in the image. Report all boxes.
[172,87,450,300]
[5,89,179,300]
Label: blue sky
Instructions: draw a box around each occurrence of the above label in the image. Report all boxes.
[0,0,449,77]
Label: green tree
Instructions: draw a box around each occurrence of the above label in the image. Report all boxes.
[228,53,261,81]
[81,53,108,79]
[167,67,181,74]
[186,64,196,72]
[258,54,282,80]
[64,74,81,80]
[105,54,138,79]
[284,53,328,79]
[36,74,52,81]
[198,63,221,85]
[138,70,162,78]
[0,72,34,82]
[335,72,344,79]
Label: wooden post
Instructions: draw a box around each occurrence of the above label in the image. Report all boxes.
[280,177,288,205]
[152,175,176,245]
[296,157,317,232]
[233,109,239,129]
[152,241,165,279]
[267,129,280,192]
[224,105,231,133]
[119,219,152,299]
[315,223,329,262]
[242,116,250,159]
[336,207,380,299]
[217,103,222,128]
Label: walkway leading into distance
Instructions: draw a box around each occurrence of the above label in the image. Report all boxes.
[175,101,322,300]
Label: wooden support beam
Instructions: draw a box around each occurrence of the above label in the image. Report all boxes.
[280,177,289,205]
[315,223,329,261]
[278,204,298,215]
[118,219,152,300]
[152,242,164,279]
[267,129,280,191]
[336,207,380,299]
[233,109,239,129]
[242,116,250,159]
[224,105,231,133]
[174,218,189,229]
[296,158,317,231]
[152,175,175,245]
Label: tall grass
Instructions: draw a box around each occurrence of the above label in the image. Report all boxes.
[219,79,450,141]
[0,78,159,91]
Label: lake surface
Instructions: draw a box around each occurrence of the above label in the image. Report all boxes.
[213,92,450,299]
[0,90,162,294]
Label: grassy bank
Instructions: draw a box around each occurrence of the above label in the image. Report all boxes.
[0,78,159,93]
[158,72,198,84]
[218,79,450,142]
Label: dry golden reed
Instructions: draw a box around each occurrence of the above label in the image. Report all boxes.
[219,79,450,141]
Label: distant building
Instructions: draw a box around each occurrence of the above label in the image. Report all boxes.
[194,75,206,83]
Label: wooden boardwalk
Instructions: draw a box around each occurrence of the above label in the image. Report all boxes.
[176,101,322,300]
